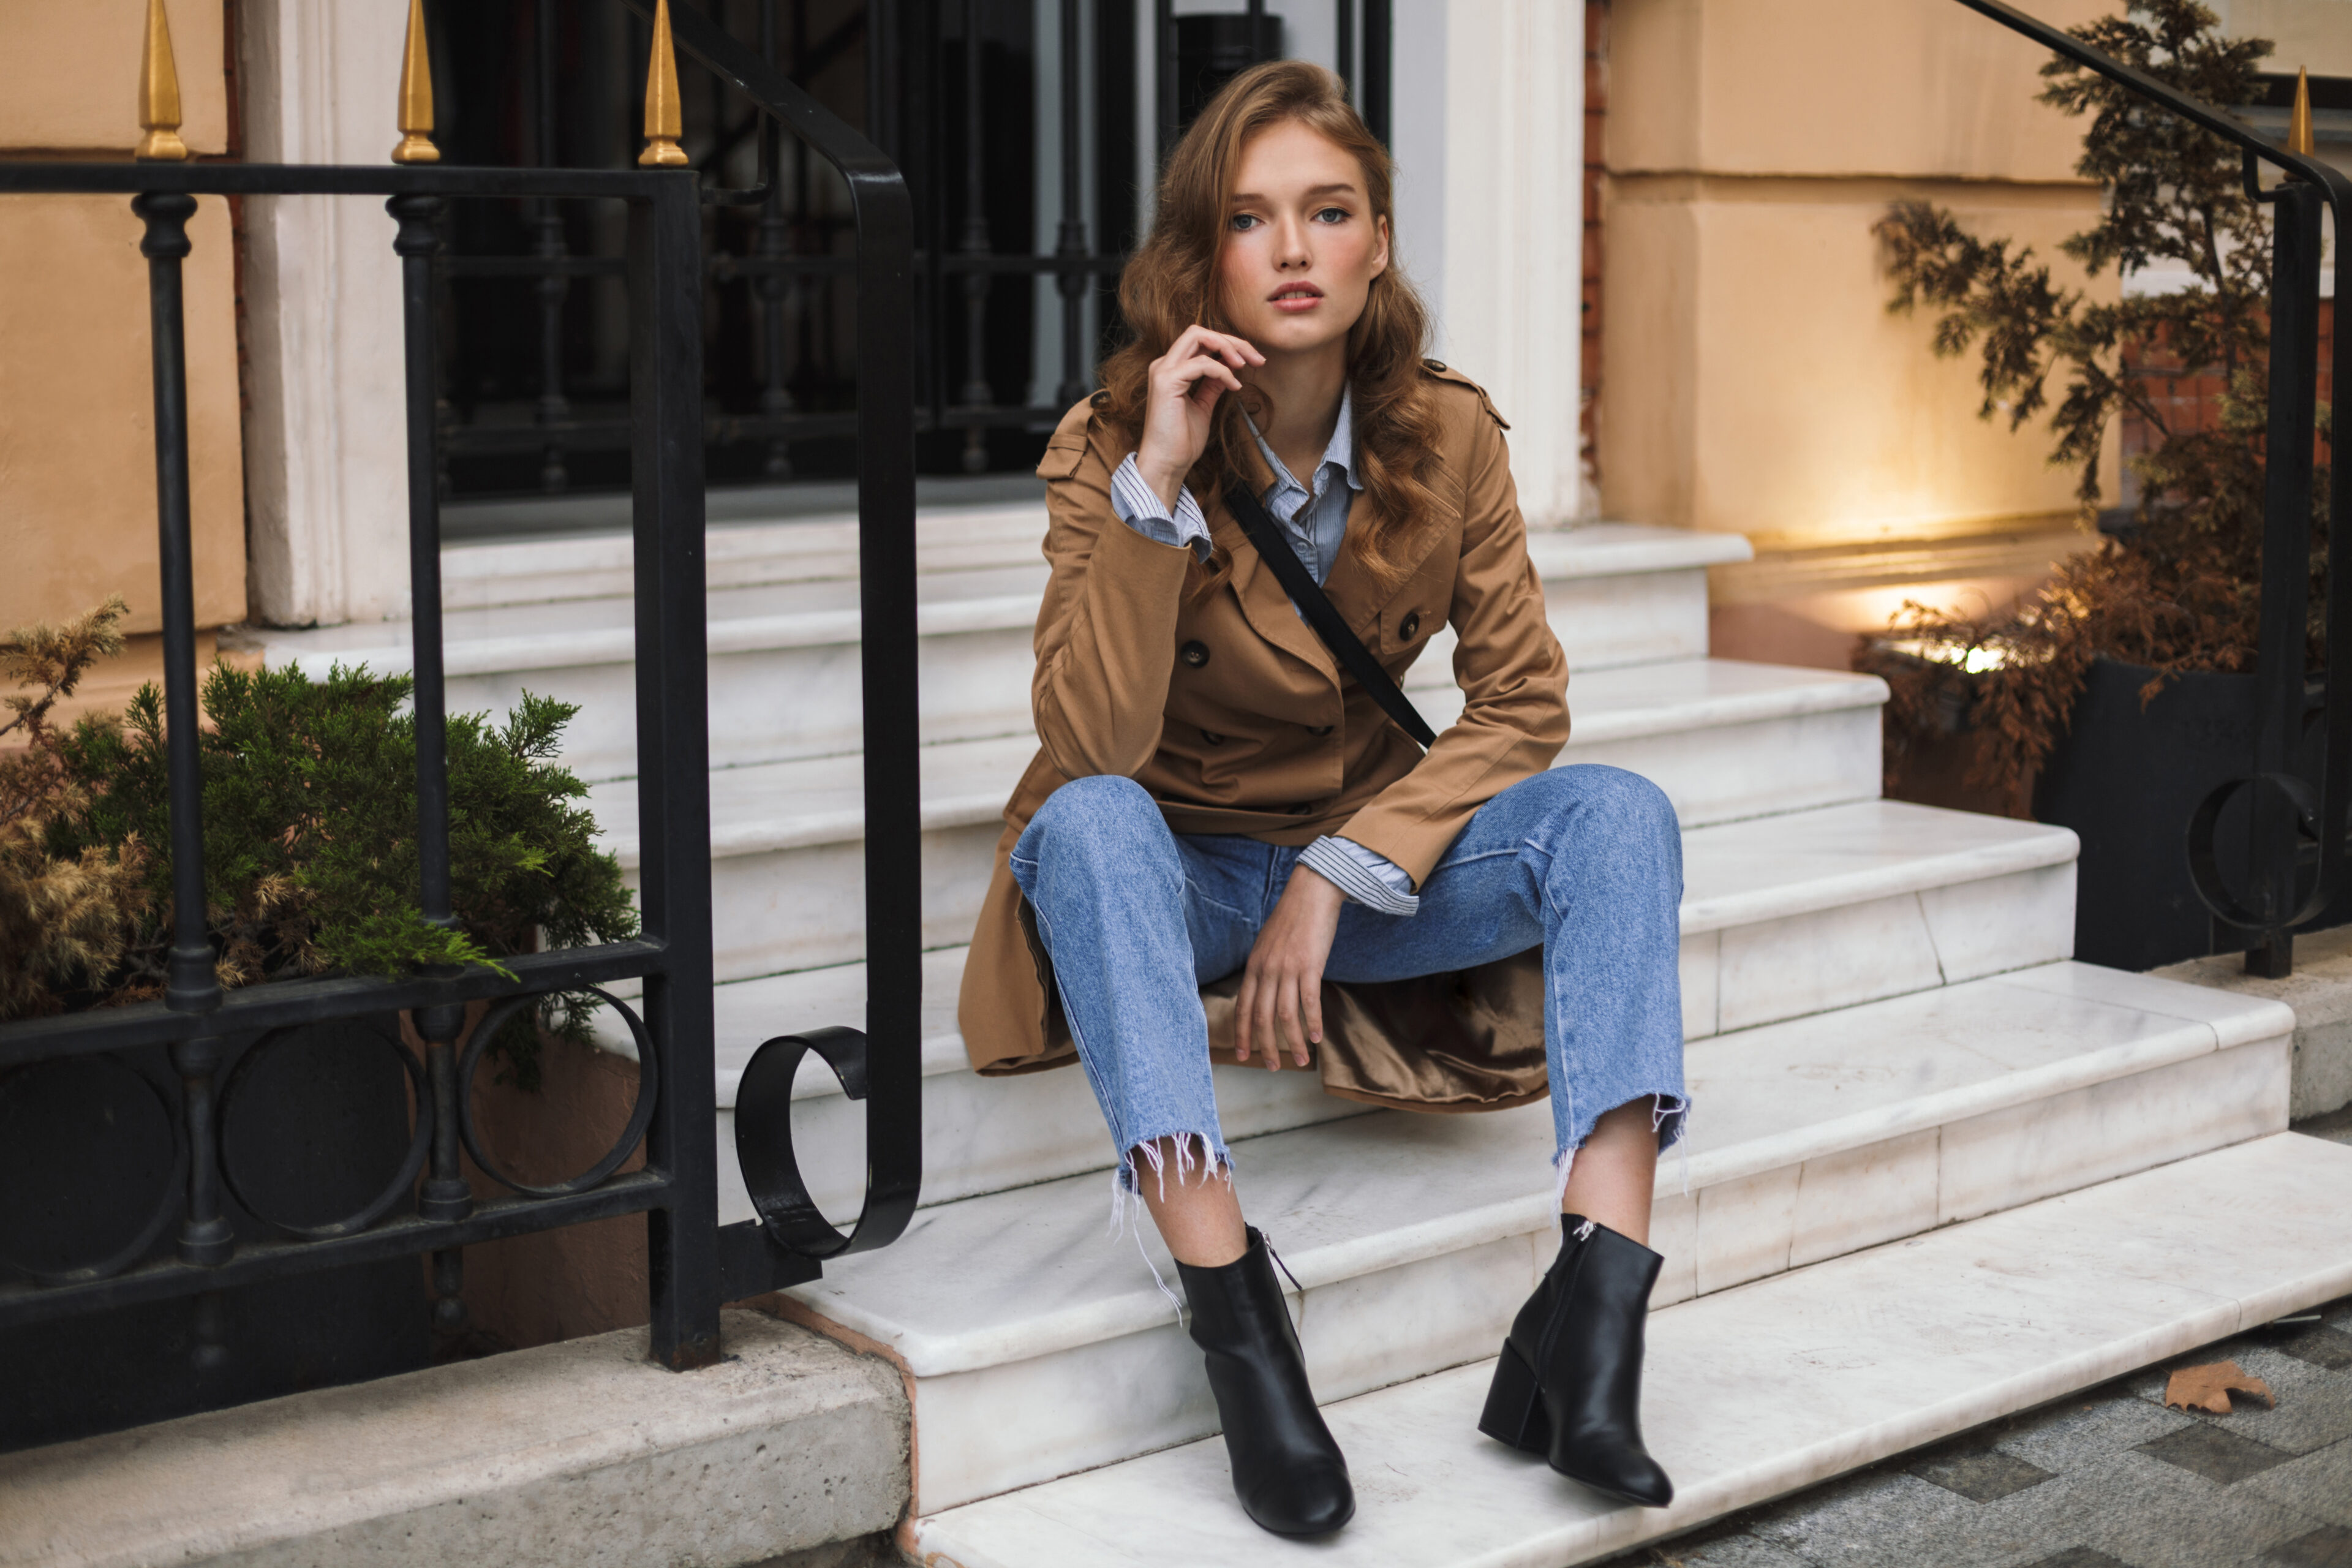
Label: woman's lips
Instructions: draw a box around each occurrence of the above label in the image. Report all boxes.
[1270,287,1323,314]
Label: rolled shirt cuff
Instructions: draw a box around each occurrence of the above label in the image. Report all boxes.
[1109,452,1214,561]
[1298,835,1421,917]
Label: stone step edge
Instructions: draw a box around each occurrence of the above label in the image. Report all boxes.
[788,966,2292,1376]
[903,1133,2352,1568]
[598,662,1891,866]
[441,514,1753,593]
[0,1309,907,1568]
[252,524,1749,680]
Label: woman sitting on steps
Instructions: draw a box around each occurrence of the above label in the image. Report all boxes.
[956,59,1689,1537]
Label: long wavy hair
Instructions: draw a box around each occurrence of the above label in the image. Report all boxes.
[1096,60,1448,586]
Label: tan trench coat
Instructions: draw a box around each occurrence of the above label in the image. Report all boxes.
[956,363,1570,1112]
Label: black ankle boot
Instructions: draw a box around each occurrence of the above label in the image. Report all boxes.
[1479,1214,1674,1507]
[1175,1228,1355,1537]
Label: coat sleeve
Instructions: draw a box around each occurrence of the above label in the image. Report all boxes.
[1331,409,1570,886]
[1028,421,1200,781]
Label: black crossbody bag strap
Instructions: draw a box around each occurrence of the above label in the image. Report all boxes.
[1223,482,1438,750]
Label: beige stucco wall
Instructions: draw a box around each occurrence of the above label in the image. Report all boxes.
[0,1,244,684]
[0,194,246,638]
[2212,0,2352,77]
[1604,175,2111,541]
[1600,0,2123,667]
[0,0,232,157]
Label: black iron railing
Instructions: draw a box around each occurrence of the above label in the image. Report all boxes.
[0,2,920,1379]
[1951,1,2348,977]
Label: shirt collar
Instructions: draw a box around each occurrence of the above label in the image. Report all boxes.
[1246,384,1362,500]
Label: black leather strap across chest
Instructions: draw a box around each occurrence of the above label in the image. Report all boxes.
[1222,482,1438,750]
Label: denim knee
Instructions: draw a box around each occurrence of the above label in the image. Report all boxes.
[1525,766,1678,843]
[1013,774,1178,896]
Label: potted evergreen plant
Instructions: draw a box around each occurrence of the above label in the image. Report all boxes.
[0,595,636,1447]
[1856,0,2331,970]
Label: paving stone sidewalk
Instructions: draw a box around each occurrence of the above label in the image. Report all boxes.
[1610,1110,2352,1568]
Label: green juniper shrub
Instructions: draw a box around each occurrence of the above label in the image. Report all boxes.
[39,658,636,1086]
[1855,0,2331,804]
[0,596,149,1020]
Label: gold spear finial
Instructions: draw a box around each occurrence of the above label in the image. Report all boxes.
[135,0,189,162]
[392,0,439,164]
[639,0,689,167]
[2289,67,2315,157]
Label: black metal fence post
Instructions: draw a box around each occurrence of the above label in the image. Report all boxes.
[1362,0,1391,146]
[391,192,475,1347]
[1054,0,1088,409]
[533,0,571,494]
[134,191,217,1022]
[630,172,723,1371]
[956,0,992,471]
[133,187,235,1274]
[2241,175,2326,976]
[754,0,796,480]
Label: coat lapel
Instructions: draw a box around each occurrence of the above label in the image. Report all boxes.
[1208,451,1336,681]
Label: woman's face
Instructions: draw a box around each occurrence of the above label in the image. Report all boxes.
[1216,119,1389,360]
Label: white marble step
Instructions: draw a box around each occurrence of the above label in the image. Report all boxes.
[778,962,2292,1512]
[588,657,1887,981]
[231,522,1751,783]
[706,799,2078,1215]
[907,1131,2352,1566]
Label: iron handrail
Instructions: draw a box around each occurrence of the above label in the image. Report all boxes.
[1954,0,2350,977]
[624,0,924,1264]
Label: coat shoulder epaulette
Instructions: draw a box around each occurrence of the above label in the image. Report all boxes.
[1417,358,1509,430]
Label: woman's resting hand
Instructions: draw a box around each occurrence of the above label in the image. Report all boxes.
[1137,325,1264,512]
[1236,864,1346,1071]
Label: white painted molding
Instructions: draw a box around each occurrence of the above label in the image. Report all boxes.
[238,0,412,628]
[1439,0,1588,525]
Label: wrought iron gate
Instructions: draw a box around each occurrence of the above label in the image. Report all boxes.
[0,0,920,1423]
[430,0,1394,498]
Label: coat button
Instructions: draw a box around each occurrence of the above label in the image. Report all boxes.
[1179,640,1210,668]
[1399,611,1421,641]
[1286,802,1316,816]
[1309,725,1333,737]
[1199,729,1226,745]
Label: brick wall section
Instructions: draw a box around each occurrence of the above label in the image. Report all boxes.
[2119,299,2335,480]
[1583,1,1609,490]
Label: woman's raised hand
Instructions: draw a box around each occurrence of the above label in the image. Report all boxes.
[1136,325,1264,512]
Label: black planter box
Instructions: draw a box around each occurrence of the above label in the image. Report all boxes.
[2032,654,2342,971]
[0,1017,431,1453]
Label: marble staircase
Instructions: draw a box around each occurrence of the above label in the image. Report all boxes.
[232,502,2345,1566]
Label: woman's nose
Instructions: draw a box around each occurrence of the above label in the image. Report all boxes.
[1274,217,1311,270]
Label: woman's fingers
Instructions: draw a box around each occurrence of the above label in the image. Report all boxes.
[1162,353,1243,401]
[1164,323,1262,370]
[1241,964,1285,1072]
[1276,974,1312,1068]
[1234,971,1254,1063]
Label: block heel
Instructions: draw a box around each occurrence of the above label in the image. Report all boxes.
[1477,1337,1551,1453]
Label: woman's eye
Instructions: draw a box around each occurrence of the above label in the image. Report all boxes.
[1229,213,1261,232]
[1314,207,1349,224]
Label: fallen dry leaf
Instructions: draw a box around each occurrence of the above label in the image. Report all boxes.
[2164,1360,2276,1415]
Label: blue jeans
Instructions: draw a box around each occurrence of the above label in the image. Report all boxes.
[1008,766,1689,1199]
